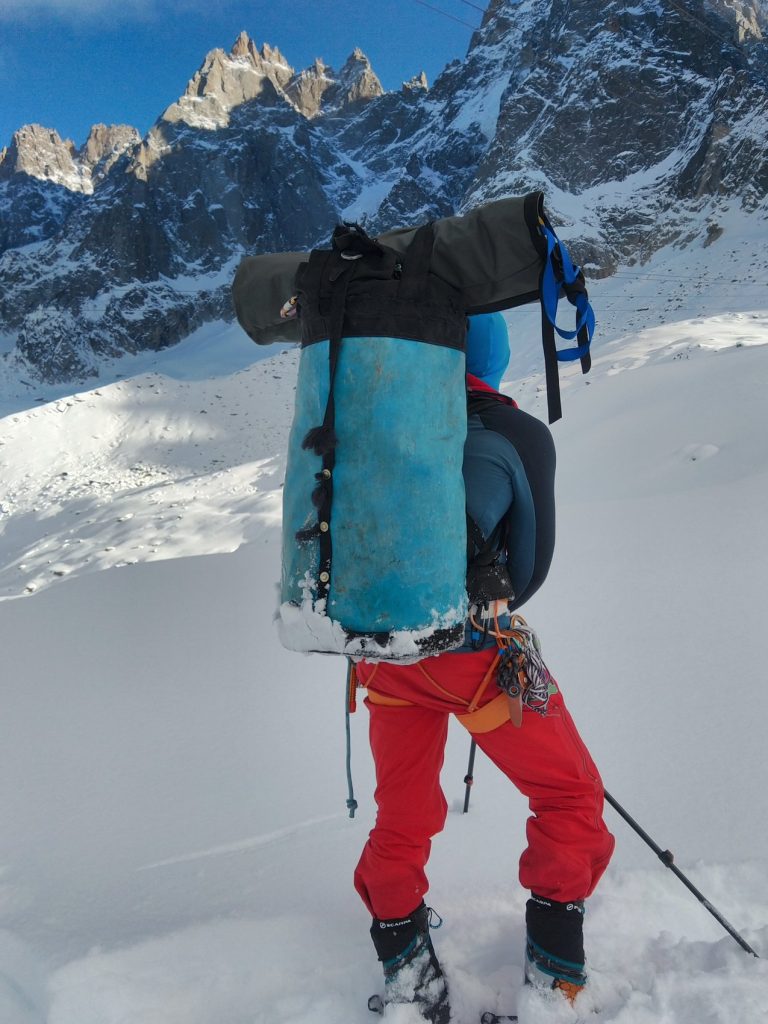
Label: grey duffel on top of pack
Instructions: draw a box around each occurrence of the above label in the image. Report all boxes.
[231,191,595,425]
[233,194,542,344]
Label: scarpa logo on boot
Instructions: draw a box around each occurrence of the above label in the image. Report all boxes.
[530,895,552,908]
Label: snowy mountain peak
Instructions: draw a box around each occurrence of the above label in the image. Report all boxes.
[0,123,88,191]
[78,123,142,184]
[229,31,295,86]
[0,122,139,195]
[336,48,384,105]
[403,71,429,93]
[0,124,91,253]
[161,35,292,129]
[159,34,382,128]
[284,49,383,118]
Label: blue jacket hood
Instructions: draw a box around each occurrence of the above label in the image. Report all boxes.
[466,313,510,391]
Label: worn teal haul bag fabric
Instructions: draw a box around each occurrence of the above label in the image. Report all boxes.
[278,222,469,661]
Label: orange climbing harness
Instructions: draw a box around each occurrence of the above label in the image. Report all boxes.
[349,612,552,733]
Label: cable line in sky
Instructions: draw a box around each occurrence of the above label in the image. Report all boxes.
[411,0,480,31]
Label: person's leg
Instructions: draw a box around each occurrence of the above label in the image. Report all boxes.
[354,696,451,1023]
[471,690,614,1000]
[354,699,450,919]
[354,651,613,1004]
[356,651,613,909]
[473,690,613,902]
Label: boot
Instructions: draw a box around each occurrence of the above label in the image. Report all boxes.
[370,902,450,1023]
[524,894,587,1005]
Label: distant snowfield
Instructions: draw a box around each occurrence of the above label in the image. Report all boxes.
[1,231,767,1023]
[0,331,292,600]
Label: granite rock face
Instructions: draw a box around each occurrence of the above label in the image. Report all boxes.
[705,0,766,41]
[285,49,384,117]
[1,9,767,383]
[456,5,762,279]
[79,124,143,183]
[0,123,139,255]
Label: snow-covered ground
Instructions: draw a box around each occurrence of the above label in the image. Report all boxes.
[1,228,767,1023]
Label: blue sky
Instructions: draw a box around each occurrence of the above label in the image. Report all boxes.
[0,0,484,148]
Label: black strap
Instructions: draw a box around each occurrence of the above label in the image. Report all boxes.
[561,271,593,377]
[298,254,357,601]
[467,513,501,567]
[577,319,592,375]
[540,286,590,424]
[541,304,562,425]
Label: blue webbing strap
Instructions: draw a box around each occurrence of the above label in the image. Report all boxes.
[538,223,595,423]
[540,224,595,360]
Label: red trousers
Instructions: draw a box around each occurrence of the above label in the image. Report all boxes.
[353,647,614,920]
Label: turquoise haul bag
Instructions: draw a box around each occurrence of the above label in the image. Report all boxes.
[281,222,469,660]
[232,193,595,661]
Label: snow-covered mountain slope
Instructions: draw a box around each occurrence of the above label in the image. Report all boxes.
[0,325,291,599]
[0,235,766,1022]
[2,0,768,384]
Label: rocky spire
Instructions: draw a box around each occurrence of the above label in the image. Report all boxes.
[162,31,295,128]
[0,123,145,198]
[403,71,429,93]
[229,32,293,82]
[285,58,336,118]
[336,48,384,106]
[79,124,141,184]
[230,29,253,59]
[285,49,383,118]
[259,42,294,89]
[0,124,88,191]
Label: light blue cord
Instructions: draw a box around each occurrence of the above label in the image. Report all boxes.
[345,664,358,818]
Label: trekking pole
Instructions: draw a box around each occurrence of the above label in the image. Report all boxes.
[463,739,477,813]
[603,789,759,957]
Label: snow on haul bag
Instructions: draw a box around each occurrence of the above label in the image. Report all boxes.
[232,193,595,661]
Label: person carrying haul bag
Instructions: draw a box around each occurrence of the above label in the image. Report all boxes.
[231,195,611,1022]
[353,314,613,1023]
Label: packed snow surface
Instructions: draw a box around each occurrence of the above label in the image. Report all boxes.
[1,230,767,1022]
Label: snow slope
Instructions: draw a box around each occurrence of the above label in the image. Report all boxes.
[0,231,767,1023]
